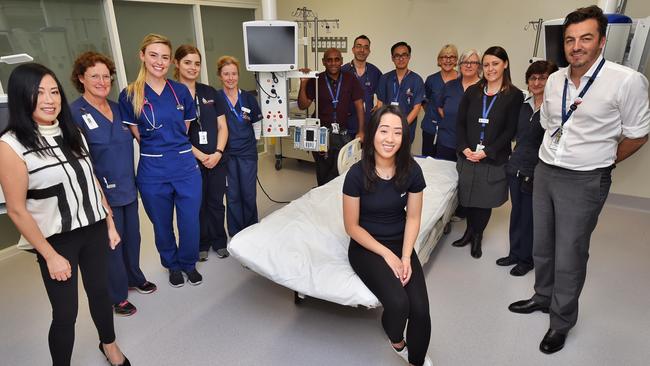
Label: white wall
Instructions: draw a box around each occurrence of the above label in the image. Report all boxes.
[277,0,650,198]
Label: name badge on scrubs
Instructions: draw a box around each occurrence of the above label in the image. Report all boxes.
[331,123,340,134]
[241,107,251,114]
[198,131,208,145]
[390,101,400,106]
[478,118,489,124]
[82,113,99,130]
[475,144,485,152]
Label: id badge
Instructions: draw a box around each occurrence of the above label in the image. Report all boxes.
[478,118,489,124]
[331,123,340,134]
[82,113,99,130]
[390,101,400,106]
[475,144,485,152]
[549,129,562,151]
[198,131,208,145]
[241,107,251,114]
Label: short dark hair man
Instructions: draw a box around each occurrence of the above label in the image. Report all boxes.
[298,48,364,186]
[341,35,382,137]
[376,41,424,143]
[508,5,649,354]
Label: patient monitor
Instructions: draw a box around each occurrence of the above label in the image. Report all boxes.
[243,20,326,151]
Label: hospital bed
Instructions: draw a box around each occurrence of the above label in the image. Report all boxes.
[228,139,458,308]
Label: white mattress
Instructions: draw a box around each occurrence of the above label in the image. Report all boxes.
[229,157,458,308]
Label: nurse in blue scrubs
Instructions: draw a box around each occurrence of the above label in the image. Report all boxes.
[215,56,262,237]
[376,41,425,143]
[118,34,203,288]
[173,45,229,261]
[421,44,458,157]
[70,52,157,316]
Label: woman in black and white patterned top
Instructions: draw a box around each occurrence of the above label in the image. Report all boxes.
[0,63,130,366]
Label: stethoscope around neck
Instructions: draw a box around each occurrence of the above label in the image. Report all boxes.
[142,79,184,132]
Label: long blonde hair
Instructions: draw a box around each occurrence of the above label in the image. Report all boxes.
[127,33,172,117]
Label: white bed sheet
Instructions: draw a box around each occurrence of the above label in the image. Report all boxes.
[228,157,458,308]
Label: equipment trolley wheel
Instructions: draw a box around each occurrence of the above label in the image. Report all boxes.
[275,158,282,171]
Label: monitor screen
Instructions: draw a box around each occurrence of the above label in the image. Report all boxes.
[243,21,297,72]
[545,25,569,68]
[305,129,315,141]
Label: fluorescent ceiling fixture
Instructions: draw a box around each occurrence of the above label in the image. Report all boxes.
[0,54,33,64]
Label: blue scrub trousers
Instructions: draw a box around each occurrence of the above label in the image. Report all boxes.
[138,172,202,272]
[199,162,228,251]
[226,156,258,237]
[507,174,534,267]
[109,199,147,304]
[409,120,417,143]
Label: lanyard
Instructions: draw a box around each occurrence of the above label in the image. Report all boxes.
[325,75,342,123]
[392,71,410,103]
[223,89,243,123]
[194,95,202,130]
[560,58,606,126]
[480,93,498,143]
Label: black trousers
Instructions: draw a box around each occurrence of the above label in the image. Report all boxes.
[348,239,431,366]
[507,174,534,266]
[421,130,436,158]
[466,207,492,235]
[199,162,228,251]
[532,162,611,333]
[36,220,115,366]
[312,133,351,186]
[434,144,457,162]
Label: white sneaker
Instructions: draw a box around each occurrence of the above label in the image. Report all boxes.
[423,354,433,366]
[390,341,409,363]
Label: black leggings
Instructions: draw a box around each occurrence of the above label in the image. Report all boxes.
[466,207,492,235]
[348,239,431,366]
[36,220,116,366]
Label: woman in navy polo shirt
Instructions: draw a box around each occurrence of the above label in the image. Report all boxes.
[173,45,229,261]
[215,56,262,237]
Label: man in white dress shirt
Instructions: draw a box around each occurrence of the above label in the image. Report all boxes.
[508,5,650,354]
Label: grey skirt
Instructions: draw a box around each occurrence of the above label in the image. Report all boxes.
[456,158,508,208]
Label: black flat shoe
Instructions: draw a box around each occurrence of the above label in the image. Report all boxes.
[510,263,533,277]
[99,342,131,366]
[452,226,473,247]
[470,234,482,258]
[540,329,566,354]
[508,298,549,314]
[496,256,517,266]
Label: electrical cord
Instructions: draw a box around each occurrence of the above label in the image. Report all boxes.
[254,73,280,99]
[257,176,290,204]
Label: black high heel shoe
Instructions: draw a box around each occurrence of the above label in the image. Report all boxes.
[452,226,473,247]
[99,342,131,366]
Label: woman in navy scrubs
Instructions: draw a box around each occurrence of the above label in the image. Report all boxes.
[119,33,202,287]
[70,52,156,316]
[173,45,229,261]
[421,44,458,157]
[215,56,262,238]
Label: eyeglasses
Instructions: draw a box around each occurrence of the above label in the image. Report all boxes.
[460,61,480,67]
[86,74,114,82]
[392,53,410,60]
[528,75,548,82]
[439,56,457,61]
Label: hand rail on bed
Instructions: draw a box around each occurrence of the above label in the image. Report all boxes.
[337,137,362,175]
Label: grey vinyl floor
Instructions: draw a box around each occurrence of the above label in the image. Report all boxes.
[1,154,649,366]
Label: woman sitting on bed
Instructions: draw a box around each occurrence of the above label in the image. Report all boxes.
[343,105,432,366]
